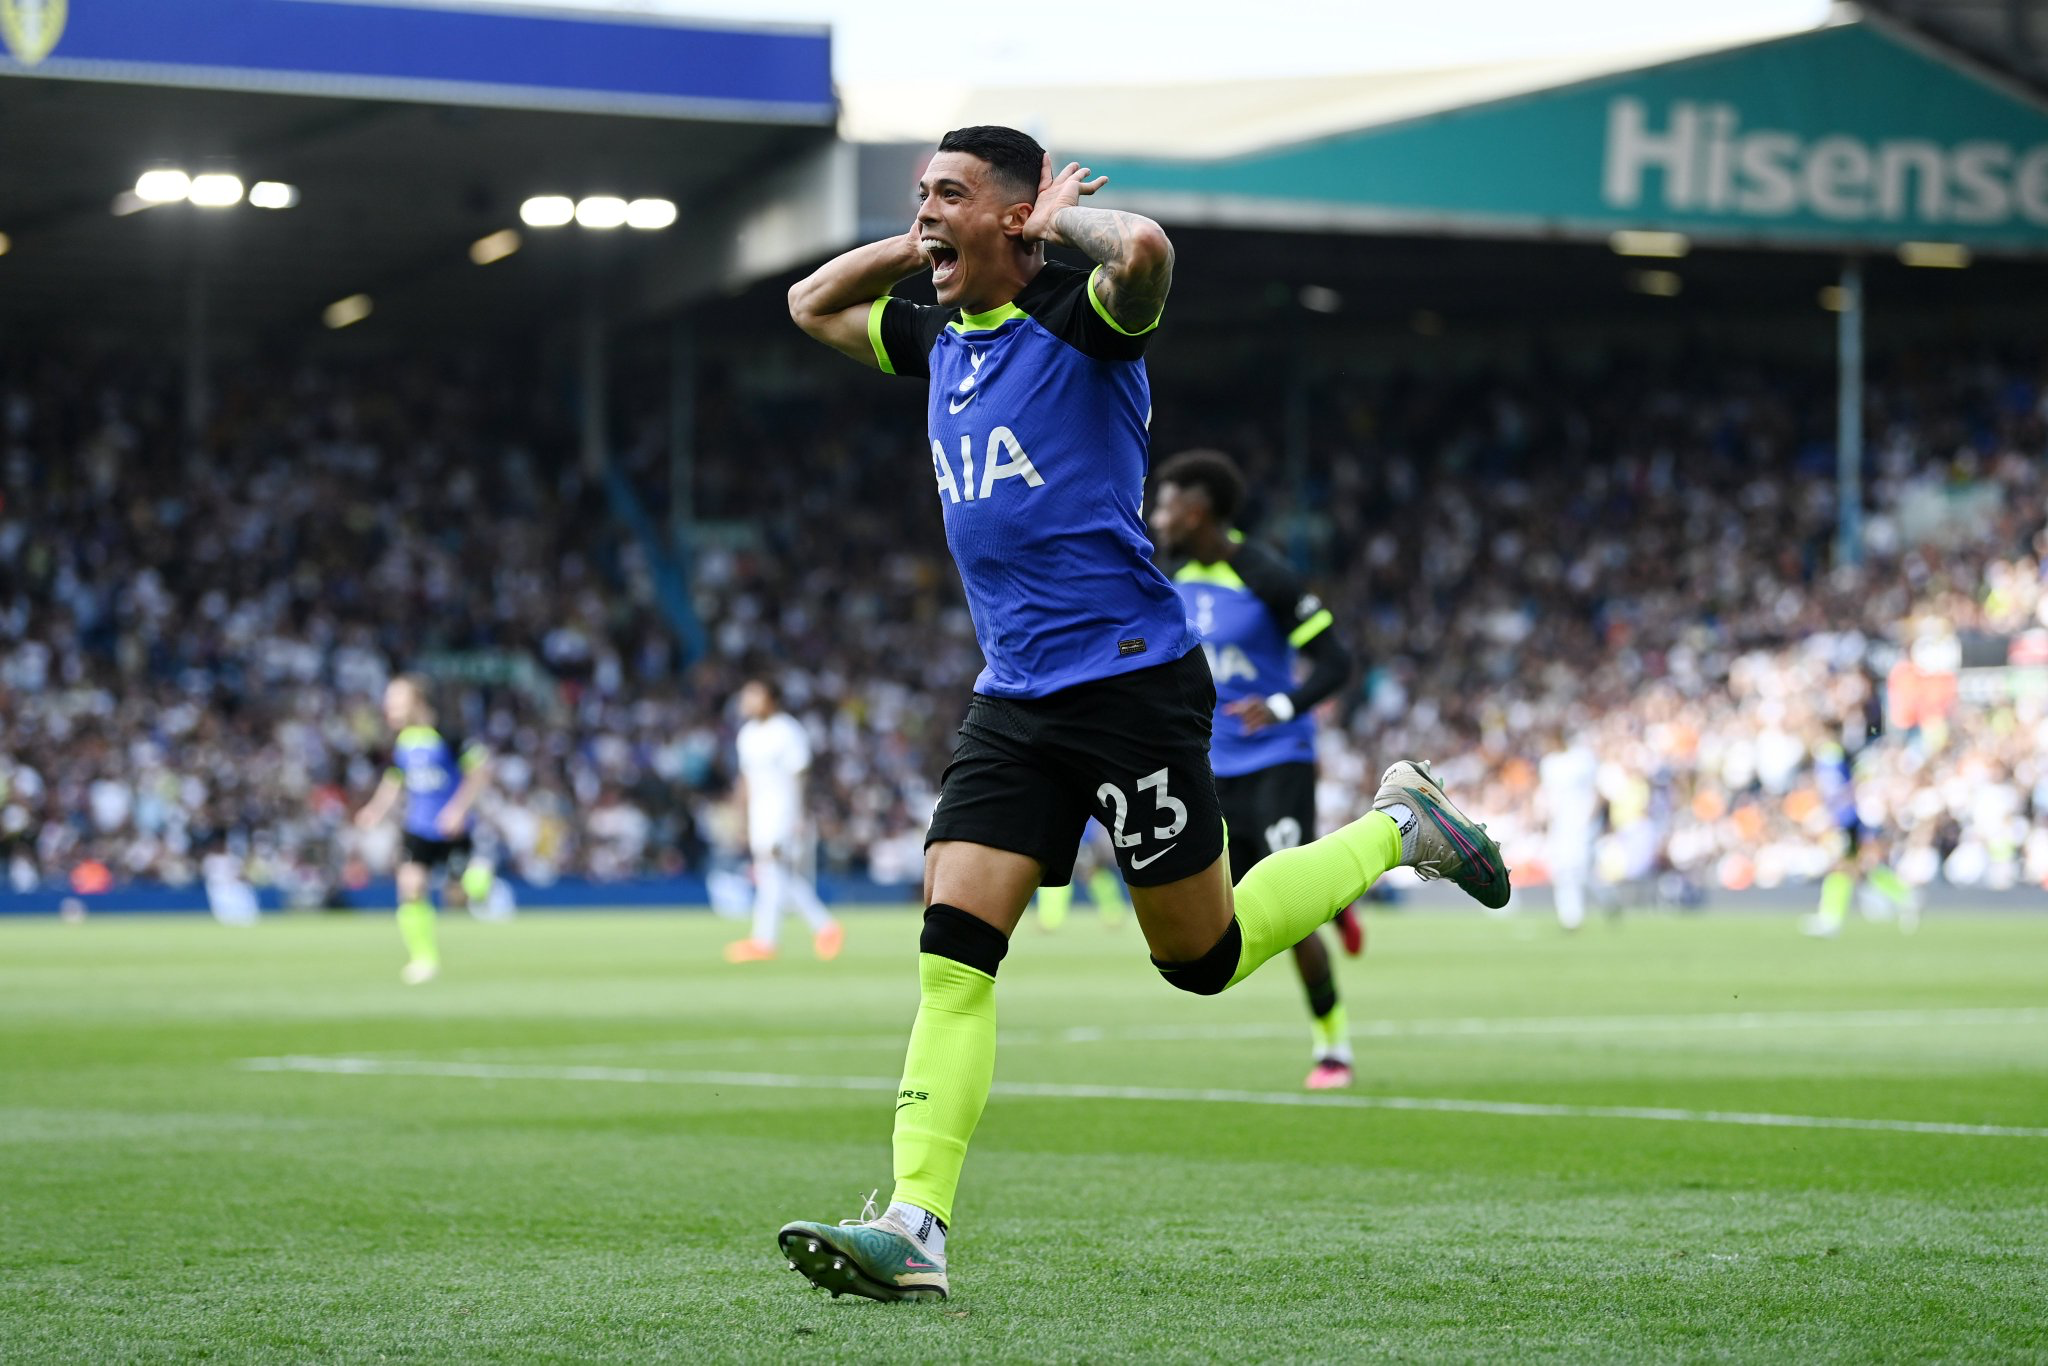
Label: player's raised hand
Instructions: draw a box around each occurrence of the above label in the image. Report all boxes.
[1022,154,1108,243]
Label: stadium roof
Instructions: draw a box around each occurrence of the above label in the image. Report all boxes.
[843,11,2048,258]
[837,28,1807,160]
[0,0,835,340]
[1864,0,2048,94]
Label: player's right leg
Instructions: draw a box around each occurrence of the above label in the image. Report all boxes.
[778,720,1079,1302]
[394,851,439,985]
[778,840,1036,1302]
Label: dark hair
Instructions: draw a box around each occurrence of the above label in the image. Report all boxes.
[747,676,781,704]
[1155,448,1245,524]
[937,125,1044,201]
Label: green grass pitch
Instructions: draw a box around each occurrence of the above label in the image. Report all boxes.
[4,908,2046,1362]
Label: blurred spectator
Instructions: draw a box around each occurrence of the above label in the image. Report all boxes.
[3,342,2047,900]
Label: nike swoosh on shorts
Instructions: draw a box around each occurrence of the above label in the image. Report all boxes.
[1129,843,1178,870]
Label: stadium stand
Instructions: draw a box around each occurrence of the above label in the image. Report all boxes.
[4,341,2046,903]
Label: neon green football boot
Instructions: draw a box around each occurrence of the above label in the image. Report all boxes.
[777,1205,948,1303]
[1374,759,1512,909]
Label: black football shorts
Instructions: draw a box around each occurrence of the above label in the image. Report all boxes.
[1215,761,1318,883]
[401,832,473,875]
[926,649,1225,888]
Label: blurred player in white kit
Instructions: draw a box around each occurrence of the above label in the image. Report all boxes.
[724,679,844,963]
[1539,729,1601,931]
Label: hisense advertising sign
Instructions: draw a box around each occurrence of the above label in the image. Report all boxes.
[1103,21,2048,253]
[1603,97,2048,231]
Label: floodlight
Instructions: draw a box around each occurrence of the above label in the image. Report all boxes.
[1610,230,1690,258]
[626,198,677,230]
[520,196,574,227]
[1818,285,1849,312]
[323,294,373,329]
[470,229,521,265]
[249,181,300,210]
[188,174,245,208]
[1298,284,1342,314]
[1628,269,1682,297]
[135,170,192,204]
[0,232,10,256]
[1897,242,1969,269]
[575,196,629,229]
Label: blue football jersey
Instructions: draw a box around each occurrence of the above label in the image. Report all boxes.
[1814,741,1858,829]
[870,262,1196,698]
[1172,543,1333,777]
[387,726,485,839]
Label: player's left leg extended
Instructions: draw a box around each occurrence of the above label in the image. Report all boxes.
[1143,761,1507,994]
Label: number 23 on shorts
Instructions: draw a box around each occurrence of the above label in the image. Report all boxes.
[1096,768,1188,850]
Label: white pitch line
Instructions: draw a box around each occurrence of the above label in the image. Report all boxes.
[241,1055,2048,1140]
[386,1005,2048,1064]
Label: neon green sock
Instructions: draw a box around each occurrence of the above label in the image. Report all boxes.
[1312,1000,1349,1056]
[1087,867,1128,925]
[1227,812,1398,989]
[1817,871,1854,927]
[1035,882,1072,932]
[1866,864,1912,906]
[891,954,997,1226]
[397,900,439,966]
[461,862,495,903]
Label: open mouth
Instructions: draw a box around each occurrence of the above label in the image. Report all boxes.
[921,238,959,285]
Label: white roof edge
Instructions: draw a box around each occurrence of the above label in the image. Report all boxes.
[284,0,833,40]
[839,20,1827,159]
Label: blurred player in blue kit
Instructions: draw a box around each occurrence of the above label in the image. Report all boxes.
[1151,449,1365,1088]
[1804,723,1918,938]
[353,675,493,983]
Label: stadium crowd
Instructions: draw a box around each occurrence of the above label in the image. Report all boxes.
[3,341,2046,900]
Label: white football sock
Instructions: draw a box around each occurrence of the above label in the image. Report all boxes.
[1380,803,1419,864]
[886,1200,945,1258]
[750,862,785,946]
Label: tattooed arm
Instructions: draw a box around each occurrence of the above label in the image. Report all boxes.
[1020,155,1174,334]
[788,228,928,366]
